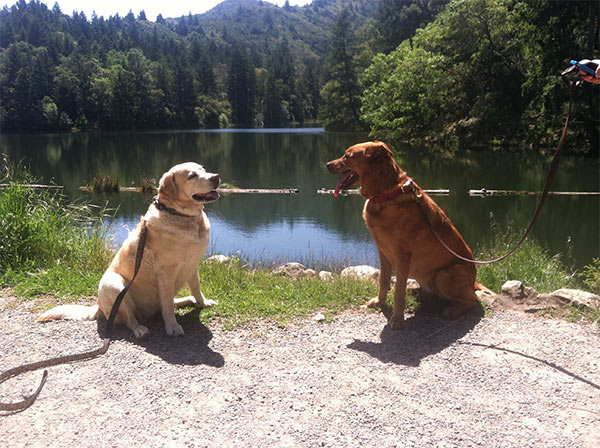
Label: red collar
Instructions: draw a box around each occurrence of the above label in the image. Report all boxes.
[370,178,415,203]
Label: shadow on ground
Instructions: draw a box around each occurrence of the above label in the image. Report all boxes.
[348,297,484,367]
[96,308,224,368]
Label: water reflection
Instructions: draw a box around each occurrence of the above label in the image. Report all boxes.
[1,130,598,269]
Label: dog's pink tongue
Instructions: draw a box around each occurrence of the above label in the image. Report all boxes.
[334,179,344,197]
[334,172,353,197]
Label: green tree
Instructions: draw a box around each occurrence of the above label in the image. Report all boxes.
[361,0,598,153]
[319,8,365,131]
[195,94,231,128]
[375,0,449,53]
[228,44,256,126]
[173,59,197,127]
[110,65,135,129]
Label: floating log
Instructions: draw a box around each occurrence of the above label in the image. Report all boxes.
[79,186,299,194]
[0,183,63,189]
[469,189,600,197]
[78,186,143,192]
[317,188,450,196]
[217,188,299,194]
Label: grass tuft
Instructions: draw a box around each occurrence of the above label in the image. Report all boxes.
[0,170,113,297]
[474,219,575,293]
[140,176,157,193]
[578,258,600,296]
[88,176,119,193]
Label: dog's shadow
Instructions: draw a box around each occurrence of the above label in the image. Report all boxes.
[96,309,225,368]
[348,297,484,367]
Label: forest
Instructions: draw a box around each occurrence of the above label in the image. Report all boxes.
[0,0,598,154]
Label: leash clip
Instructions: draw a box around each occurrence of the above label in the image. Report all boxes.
[411,186,422,202]
[561,64,582,88]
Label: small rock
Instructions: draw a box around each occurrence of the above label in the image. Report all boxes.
[340,265,380,282]
[272,262,315,279]
[406,278,420,293]
[206,254,230,263]
[313,312,326,322]
[319,271,334,281]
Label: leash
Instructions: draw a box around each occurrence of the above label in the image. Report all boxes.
[412,72,580,265]
[0,220,148,413]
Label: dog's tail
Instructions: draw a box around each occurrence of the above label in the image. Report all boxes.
[36,304,101,322]
[474,282,493,294]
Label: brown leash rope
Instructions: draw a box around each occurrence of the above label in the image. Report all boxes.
[0,221,148,413]
[413,74,579,265]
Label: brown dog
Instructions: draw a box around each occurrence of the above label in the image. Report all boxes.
[327,141,481,328]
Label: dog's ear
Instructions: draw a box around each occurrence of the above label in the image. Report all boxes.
[367,141,402,186]
[158,171,178,203]
[365,141,392,160]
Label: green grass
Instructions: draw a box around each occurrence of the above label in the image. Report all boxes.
[180,257,377,329]
[0,165,113,300]
[474,221,575,294]
[578,258,600,295]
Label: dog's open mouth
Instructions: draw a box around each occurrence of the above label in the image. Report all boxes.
[192,190,220,202]
[334,171,359,197]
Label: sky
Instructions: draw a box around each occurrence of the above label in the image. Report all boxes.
[2,0,313,20]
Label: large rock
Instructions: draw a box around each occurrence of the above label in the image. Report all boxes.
[501,280,537,300]
[495,281,599,313]
[340,265,380,282]
[546,288,600,309]
[272,262,316,279]
[502,280,525,299]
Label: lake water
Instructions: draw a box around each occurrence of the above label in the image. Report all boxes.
[1,129,598,270]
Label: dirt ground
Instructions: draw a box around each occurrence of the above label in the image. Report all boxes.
[1,292,599,448]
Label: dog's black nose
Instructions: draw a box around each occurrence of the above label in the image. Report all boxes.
[211,174,220,187]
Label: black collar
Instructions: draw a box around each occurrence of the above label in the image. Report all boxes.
[153,196,194,217]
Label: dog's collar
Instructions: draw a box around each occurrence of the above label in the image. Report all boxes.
[153,196,194,217]
[370,178,415,204]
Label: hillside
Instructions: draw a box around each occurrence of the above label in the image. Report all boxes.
[0,0,379,131]
[1,0,596,153]
[184,0,378,60]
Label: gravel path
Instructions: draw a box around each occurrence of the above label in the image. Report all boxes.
[1,294,599,448]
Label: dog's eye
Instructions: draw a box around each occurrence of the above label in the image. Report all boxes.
[343,154,350,160]
[188,172,198,179]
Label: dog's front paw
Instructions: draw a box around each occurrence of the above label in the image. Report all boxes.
[165,321,185,336]
[363,297,384,308]
[387,313,404,329]
[134,325,150,339]
[197,298,218,309]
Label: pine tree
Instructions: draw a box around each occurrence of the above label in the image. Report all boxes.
[319,8,365,131]
[228,44,255,127]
